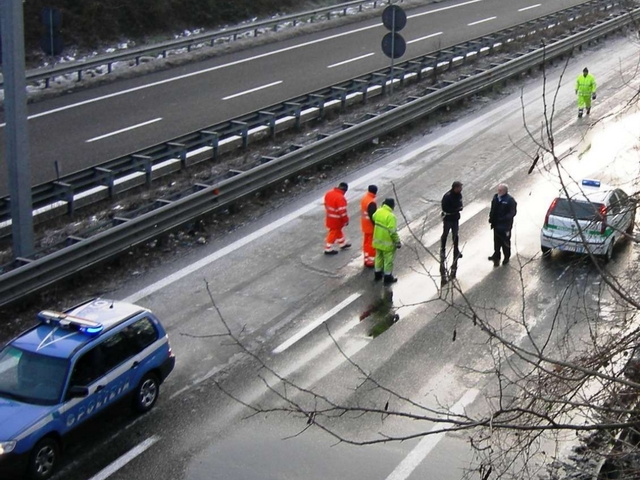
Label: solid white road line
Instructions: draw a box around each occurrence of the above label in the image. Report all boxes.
[407,32,443,45]
[85,118,163,143]
[0,0,484,127]
[519,3,541,11]
[408,0,482,19]
[272,293,362,354]
[468,16,497,26]
[88,436,160,480]
[385,389,480,480]
[222,81,283,100]
[328,53,375,69]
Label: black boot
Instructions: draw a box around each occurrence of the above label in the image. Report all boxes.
[578,109,583,118]
[586,107,591,115]
[374,271,383,281]
[384,274,398,284]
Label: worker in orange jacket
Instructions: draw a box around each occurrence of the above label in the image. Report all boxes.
[360,185,378,267]
[324,182,351,255]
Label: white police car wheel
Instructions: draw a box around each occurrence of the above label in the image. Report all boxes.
[627,213,635,234]
[134,373,159,413]
[604,241,614,263]
[28,438,59,480]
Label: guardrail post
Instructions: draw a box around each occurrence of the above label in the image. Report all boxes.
[284,102,302,129]
[408,61,423,80]
[394,67,406,87]
[65,235,84,247]
[372,73,388,94]
[259,111,277,138]
[133,155,153,187]
[77,70,83,82]
[353,79,370,103]
[231,121,249,148]
[54,181,74,216]
[44,77,51,88]
[95,167,115,198]
[331,87,348,109]
[310,94,326,118]
[201,130,220,159]
[167,142,187,168]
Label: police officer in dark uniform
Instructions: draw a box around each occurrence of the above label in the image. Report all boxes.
[488,183,517,266]
[441,181,464,262]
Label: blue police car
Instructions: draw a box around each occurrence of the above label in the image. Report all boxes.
[0,298,175,479]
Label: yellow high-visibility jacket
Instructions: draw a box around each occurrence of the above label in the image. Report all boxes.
[576,73,596,96]
[372,205,400,252]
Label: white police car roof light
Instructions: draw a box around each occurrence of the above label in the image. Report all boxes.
[37,310,104,336]
[582,179,601,188]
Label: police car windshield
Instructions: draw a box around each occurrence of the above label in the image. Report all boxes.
[552,199,604,221]
[0,346,68,405]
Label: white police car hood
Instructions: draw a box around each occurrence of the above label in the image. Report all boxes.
[0,396,55,441]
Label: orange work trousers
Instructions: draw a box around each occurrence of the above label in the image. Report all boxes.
[363,233,375,266]
[325,228,346,251]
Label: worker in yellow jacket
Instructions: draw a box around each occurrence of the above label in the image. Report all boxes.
[372,198,401,284]
[576,67,596,118]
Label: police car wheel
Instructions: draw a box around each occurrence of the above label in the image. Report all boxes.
[541,246,551,257]
[626,215,635,235]
[604,241,614,263]
[27,437,59,480]
[134,373,159,413]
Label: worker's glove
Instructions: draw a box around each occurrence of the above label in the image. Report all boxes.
[592,93,597,100]
[395,242,402,249]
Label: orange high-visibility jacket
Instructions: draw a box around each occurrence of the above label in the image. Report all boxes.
[324,188,349,229]
[360,192,377,234]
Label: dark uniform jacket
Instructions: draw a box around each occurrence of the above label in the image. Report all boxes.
[441,190,463,221]
[489,193,517,230]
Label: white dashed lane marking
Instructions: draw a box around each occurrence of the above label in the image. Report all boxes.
[88,436,160,480]
[327,53,375,69]
[86,118,163,143]
[468,16,497,26]
[222,81,283,101]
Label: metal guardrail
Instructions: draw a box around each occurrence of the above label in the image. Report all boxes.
[0,6,637,307]
[0,0,612,233]
[8,0,406,89]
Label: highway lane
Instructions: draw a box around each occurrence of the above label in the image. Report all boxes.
[0,0,600,195]
[33,34,640,480]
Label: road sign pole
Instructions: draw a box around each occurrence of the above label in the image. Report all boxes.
[49,9,54,65]
[1,0,34,258]
[390,10,395,95]
[381,5,406,96]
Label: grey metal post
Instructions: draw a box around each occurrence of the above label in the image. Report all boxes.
[390,9,396,95]
[1,0,34,258]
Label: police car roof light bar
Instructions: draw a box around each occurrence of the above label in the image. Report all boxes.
[582,179,601,188]
[37,310,104,335]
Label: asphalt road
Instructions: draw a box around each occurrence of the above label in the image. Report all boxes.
[31,32,640,480]
[0,0,599,196]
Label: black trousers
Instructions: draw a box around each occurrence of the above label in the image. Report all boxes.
[440,218,460,259]
[493,228,511,260]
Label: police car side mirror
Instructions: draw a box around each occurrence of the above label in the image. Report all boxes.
[68,386,89,399]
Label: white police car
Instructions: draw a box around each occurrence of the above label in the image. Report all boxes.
[0,299,174,479]
[540,179,636,261]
